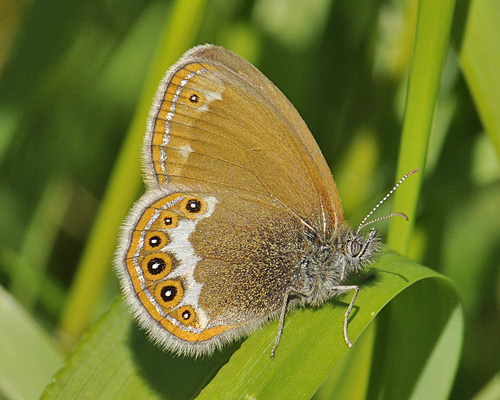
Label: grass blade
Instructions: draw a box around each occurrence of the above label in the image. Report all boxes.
[459,0,500,158]
[388,0,457,254]
[0,285,63,400]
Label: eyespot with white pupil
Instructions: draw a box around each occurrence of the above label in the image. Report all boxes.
[155,280,183,309]
[148,235,162,248]
[147,257,166,275]
[179,197,206,219]
[142,253,172,280]
[186,199,201,213]
[144,231,168,252]
[189,94,199,103]
[158,210,177,229]
[176,306,196,326]
[161,285,177,302]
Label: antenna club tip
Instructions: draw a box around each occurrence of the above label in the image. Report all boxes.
[397,212,409,221]
[408,168,419,175]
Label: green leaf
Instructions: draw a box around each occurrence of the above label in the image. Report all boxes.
[0,285,63,400]
[42,251,462,399]
[43,298,237,400]
[473,372,500,400]
[460,0,500,158]
[388,0,457,254]
[313,322,376,400]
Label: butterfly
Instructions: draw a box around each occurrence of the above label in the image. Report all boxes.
[115,44,416,357]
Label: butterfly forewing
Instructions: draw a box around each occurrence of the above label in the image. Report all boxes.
[144,45,343,234]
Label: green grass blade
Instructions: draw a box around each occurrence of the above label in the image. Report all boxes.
[459,0,500,158]
[58,0,208,348]
[43,299,236,400]
[313,322,376,400]
[473,372,500,400]
[42,252,461,399]
[388,0,457,254]
[0,285,63,400]
[367,277,463,400]
[10,178,71,311]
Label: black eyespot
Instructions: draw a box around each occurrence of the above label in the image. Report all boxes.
[350,240,362,257]
[160,285,177,302]
[164,217,173,225]
[147,257,166,275]
[189,93,199,103]
[186,199,201,213]
[182,310,191,320]
[148,235,162,248]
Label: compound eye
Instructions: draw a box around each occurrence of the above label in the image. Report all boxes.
[350,240,362,257]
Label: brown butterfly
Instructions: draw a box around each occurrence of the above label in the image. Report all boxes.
[115,44,416,357]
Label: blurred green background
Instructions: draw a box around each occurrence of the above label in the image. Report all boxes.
[0,0,499,399]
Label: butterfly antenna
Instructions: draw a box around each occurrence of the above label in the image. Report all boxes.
[355,168,419,234]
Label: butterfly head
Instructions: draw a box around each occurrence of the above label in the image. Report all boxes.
[299,223,378,307]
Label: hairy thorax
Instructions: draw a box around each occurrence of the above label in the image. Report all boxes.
[298,223,381,306]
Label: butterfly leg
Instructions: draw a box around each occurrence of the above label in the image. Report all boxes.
[334,285,360,348]
[355,270,375,280]
[271,287,295,358]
